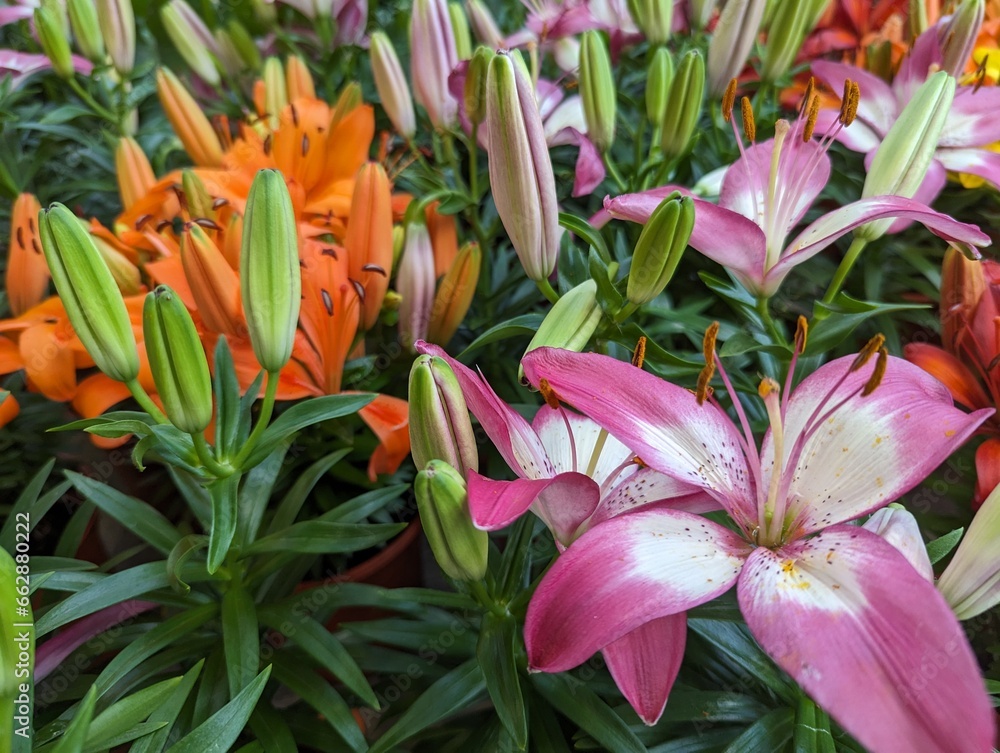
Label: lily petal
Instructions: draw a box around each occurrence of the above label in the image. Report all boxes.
[809,60,897,138]
[813,108,882,152]
[766,354,992,536]
[532,407,631,484]
[738,526,994,753]
[939,87,1000,148]
[973,437,1000,510]
[589,468,718,527]
[521,348,758,526]
[525,508,749,673]
[903,343,991,411]
[862,507,933,582]
[602,614,686,726]
[936,147,1000,191]
[939,478,1000,619]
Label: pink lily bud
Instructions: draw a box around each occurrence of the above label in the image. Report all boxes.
[939,0,985,78]
[707,0,767,96]
[466,0,504,48]
[485,50,561,282]
[160,0,222,86]
[411,0,459,129]
[938,481,1000,619]
[96,0,135,75]
[371,31,416,138]
[398,222,436,348]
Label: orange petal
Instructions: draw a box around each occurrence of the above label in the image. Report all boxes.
[357,393,410,481]
[344,163,393,329]
[0,390,19,429]
[114,137,157,211]
[974,437,1000,509]
[72,373,133,417]
[20,323,77,402]
[156,68,225,167]
[426,201,458,278]
[6,193,50,316]
[322,104,375,190]
[903,343,991,411]
[0,335,23,374]
[146,256,197,310]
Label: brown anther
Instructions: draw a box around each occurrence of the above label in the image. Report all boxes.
[212,197,229,209]
[27,217,34,233]
[290,103,299,127]
[135,213,153,230]
[538,378,561,410]
[722,79,738,122]
[800,77,815,116]
[632,455,647,468]
[974,56,989,93]
[321,247,338,259]
[851,333,886,371]
[862,346,888,396]
[155,220,172,233]
[631,336,647,369]
[193,217,221,230]
[741,96,756,141]
[349,278,366,302]
[839,81,860,126]
[301,134,310,156]
[362,263,388,277]
[703,321,720,364]
[263,134,273,156]
[758,377,780,399]
[794,315,808,354]
[15,226,24,250]
[803,96,819,142]
[695,369,714,405]
[321,288,334,316]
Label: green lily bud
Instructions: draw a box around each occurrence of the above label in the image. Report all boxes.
[687,0,717,29]
[646,47,673,125]
[579,31,616,153]
[627,0,672,45]
[91,233,142,295]
[409,355,479,475]
[518,279,602,386]
[449,2,473,60]
[941,0,985,78]
[856,70,956,243]
[161,0,221,86]
[465,46,493,127]
[68,0,106,63]
[263,57,287,128]
[660,50,705,160]
[226,20,261,71]
[627,193,693,306]
[35,6,74,79]
[143,286,213,434]
[39,204,139,382]
[181,169,214,220]
[240,170,301,372]
[759,0,826,83]
[96,0,135,75]
[415,460,488,582]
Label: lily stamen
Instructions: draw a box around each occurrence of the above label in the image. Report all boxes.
[540,377,579,472]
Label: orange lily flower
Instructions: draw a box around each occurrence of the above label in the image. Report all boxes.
[6,193,50,316]
[0,390,19,429]
[345,163,393,329]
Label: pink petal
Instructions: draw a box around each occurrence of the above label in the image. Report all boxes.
[521,348,758,528]
[602,614,686,726]
[936,147,1000,190]
[532,407,631,484]
[893,26,944,104]
[0,7,34,26]
[862,507,933,581]
[525,508,750,673]
[772,196,991,285]
[762,354,993,537]
[567,129,606,197]
[416,342,553,478]
[883,160,947,234]
[814,109,882,153]
[738,526,994,753]
[810,60,897,138]
[590,468,719,527]
[940,87,1000,148]
[599,185,689,225]
[467,471,600,544]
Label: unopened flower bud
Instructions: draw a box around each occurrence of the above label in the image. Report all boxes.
[415,460,488,581]
[627,193,693,306]
[39,204,139,382]
[398,222,436,348]
[646,47,673,124]
[96,0,135,75]
[240,170,301,372]
[181,169,214,221]
[161,0,221,85]
[940,246,985,351]
[143,285,213,433]
[857,70,955,242]
[661,50,705,159]
[409,355,479,474]
[449,2,473,59]
[371,32,416,139]
[466,0,504,47]
[627,0,672,45]
[67,0,105,63]
[938,482,1000,619]
[114,137,155,211]
[156,67,225,167]
[518,279,602,385]
[862,505,933,582]
[212,28,244,77]
[411,0,460,128]
[428,241,480,345]
[226,20,261,71]
[687,0,717,29]
[707,0,767,96]
[465,46,493,127]
[35,6,74,79]
[940,0,985,78]
[579,30,616,153]
[91,233,142,295]
[182,224,242,336]
[486,50,561,281]
[760,0,825,83]
[285,55,315,100]
[262,57,287,129]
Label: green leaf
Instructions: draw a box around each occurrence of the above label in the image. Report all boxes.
[457,314,545,359]
[792,694,836,753]
[723,708,795,753]
[48,412,152,433]
[926,527,964,565]
[368,658,487,753]
[258,612,377,709]
[436,190,473,214]
[242,521,406,556]
[65,471,182,556]
[165,665,271,753]
[589,248,624,310]
[36,562,171,637]
[270,655,367,753]
[213,337,242,458]
[248,704,297,753]
[269,450,353,533]
[222,584,260,697]
[0,458,54,548]
[477,612,527,748]
[166,535,209,594]
[83,420,155,439]
[1,475,73,552]
[207,474,240,574]
[688,619,797,701]
[531,672,645,753]
[50,686,98,753]
[319,484,408,524]
[237,445,289,549]
[84,676,182,749]
[560,212,611,264]
[809,294,926,355]
[245,394,375,466]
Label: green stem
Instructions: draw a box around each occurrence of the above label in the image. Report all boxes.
[604,153,628,192]
[469,125,480,202]
[125,380,169,424]
[232,370,280,469]
[67,77,120,128]
[536,277,560,304]
[192,432,233,478]
[823,236,869,304]
[756,297,784,346]
[443,133,468,193]
[613,300,639,324]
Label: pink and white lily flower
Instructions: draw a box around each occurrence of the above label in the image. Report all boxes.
[416,340,715,724]
[812,22,1000,204]
[519,332,997,752]
[602,91,991,297]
